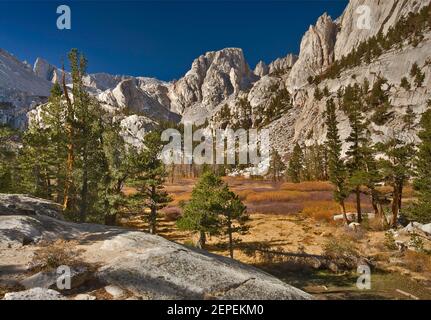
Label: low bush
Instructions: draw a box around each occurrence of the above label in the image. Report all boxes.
[163,206,182,221]
[384,231,397,250]
[30,240,85,272]
[403,250,431,272]
[323,237,360,270]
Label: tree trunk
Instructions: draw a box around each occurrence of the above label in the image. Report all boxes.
[227,214,234,259]
[43,167,51,199]
[170,165,175,183]
[149,205,157,235]
[197,231,206,249]
[392,185,400,228]
[63,145,74,211]
[149,186,157,234]
[398,183,403,213]
[355,186,362,223]
[79,164,88,223]
[370,189,380,217]
[55,163,64,204]
[377,203,388,229]
[339,201,349,225]
[62,65,75,212]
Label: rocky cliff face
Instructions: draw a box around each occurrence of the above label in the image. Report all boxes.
[172,48,258,122]
[248,76,283,111]
[33,58,59,83]
[33,57,129,92]
[334,0,431,60]
[254,60,269,77]
[265,0,431,159]
[0,50,51,128]
[286,13,338,90]
[270,30,431,160]
[269,54,298,75]
[253,54,298,78]
[33,56,177,116]
[98,77,180,122]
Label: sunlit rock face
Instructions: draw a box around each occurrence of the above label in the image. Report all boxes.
[254,61,269,77]
[172,48,258,120]
[264,0,431,159]
[334,0,431,60]
[269,54,298,75]
[286,13,338,90]
[0,50,51,128]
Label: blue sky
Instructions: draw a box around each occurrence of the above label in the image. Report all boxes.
[0,1,348,81]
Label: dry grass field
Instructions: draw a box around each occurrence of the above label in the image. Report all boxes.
[120,177,431,300]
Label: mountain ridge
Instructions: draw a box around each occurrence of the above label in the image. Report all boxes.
[1,0,430,163]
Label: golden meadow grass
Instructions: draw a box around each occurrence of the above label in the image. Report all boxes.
[166,178,379,220]
[300,201,357,222]
[281,181,334,192]
[242,190,309,203]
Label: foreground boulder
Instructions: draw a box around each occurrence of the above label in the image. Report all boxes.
[0,194,312,300]
[400,222,431,237]
[90,231,310,300]
[20,266,92,291]
[3,288,66,300]
[0,194,63,220]
[0,214,107,246]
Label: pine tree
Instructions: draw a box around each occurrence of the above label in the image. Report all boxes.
[302,143,329,181]
[19,123,55,198]
[287,143,303,183]
[409,105,431,223]
[18,82,68,200]
[342,84,368,223]
[262,88,292,126]
[323,86,330,97]
[0,125,19,193]
[368,77,392,125]
[214,184,248,259]
[43,82,68,203]
[235,98,253,130]
[130,131,171,234]
[73,55,107,221]
[362,133,384,223]
[307,76,314,85]
[362,78,370,94]
[57,49,110,222]
[403,106,416,130]
[410,62,425,88]
[19,49,114,222]
[62,54,76,211]
[320,144,330,181]
[268,149,286,182]
[100,119,134,225]
[324,98,350,224]
[377,135,415,227]
[15,50,132,224]
[314,87,323,101]
[400,77,411,91]
[177,172,223,248]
